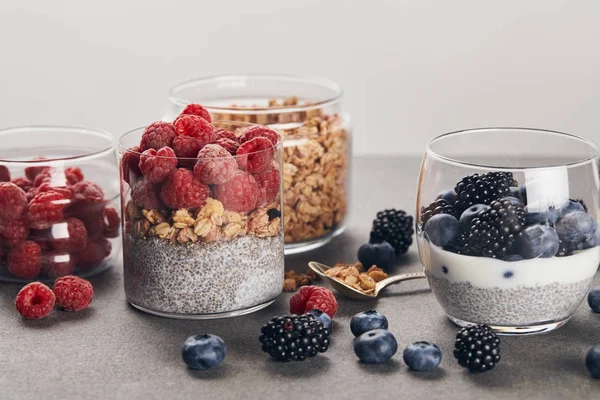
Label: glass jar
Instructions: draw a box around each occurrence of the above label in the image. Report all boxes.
[416,128,600,335]
[166,74,351,254]
[0,126,121,282]
[119,120,284,319]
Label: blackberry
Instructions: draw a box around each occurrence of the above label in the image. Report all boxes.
[454,172,518,213]
[259,314,330,362]
[445,231,473,256]
[420,199,457,226]
[267,208,281,220]
[454,324,501,373]
[370,209,413,255]
[467,198,525,258]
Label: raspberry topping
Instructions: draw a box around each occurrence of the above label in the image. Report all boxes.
[15,282,55,319]
[181,104,212,123]
[41,251,76,279]
[11,177,32,192]
[49,217,88,252]
[160,168,210,209]
[121,146,142,185]
[193,144,238,185]
[214,137,239,156]
[103,207,120,238]
[255,169,281,207]
[214,128,238,142]
[53,275,94,311]
[236,137,274,174]
[131,180,164,210]
[27,191,68,229]
[239,126,279,146]
[174,114,215,145]
[7,241,42,280]
[0,182,28,221]
[289,286,338,318]
[213,171,258,213]
[0,219,29,246]
[138,147,178,183]
[140,121,177,151]
[76,238,112,270]
[65,167,84,185]
[0,165,10,182]
[172,135,204,160]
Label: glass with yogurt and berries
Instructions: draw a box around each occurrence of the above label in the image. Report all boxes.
[416,128,600,335]
[119,105,284,319]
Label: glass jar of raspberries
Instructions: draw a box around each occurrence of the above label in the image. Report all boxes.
[166,74,351,254]
[119,108,285,319]
[0,126,121,282]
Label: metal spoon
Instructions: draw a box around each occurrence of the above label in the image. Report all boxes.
[308,261,427,300]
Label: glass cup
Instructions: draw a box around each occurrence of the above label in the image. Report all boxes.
[0,126,121,282]
[416,128,600,335]
[119,120,284,319]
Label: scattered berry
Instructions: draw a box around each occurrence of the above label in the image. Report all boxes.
[354,329,398,364]
[7,241,42,279]
[458,204,489,231]
[140,121,177,150]
[588,286,600,313]
[420,199,457,226]
[357,242,395,270]
[27,191,68,229]
[0,218,29,246]
[214,128,237,142]
[454,324,501,373]
[454,171,517,213]
[138,147,178,183]
[76,238,112,270]
[239,126,279,146]
[214,137,239,156]
[15,282,55,319]
[309,309,333,332]
[254,169,280,207]
[515,224,559,259]
[213,171,258,213]
[586,345,600,378]
[131,179,164,210]
[121,146,142,185]
[424,214,460,247]
[182,334,226,370]
[555,211,597,252]
[53,275,94,311]
[370,209,414,255]
[193,144,238,185]
[174,114,215,145]
[0,165,10,181]
[49,217,88,252]
[403,341,442,372]
[0,182,28,221]
[160,168,210,209]
[65,167,84,185]
[181,103,212,123]
[11,176,32,192]
[41,251,76,278]
[289,285,338,318]
[236,137,274,173]
[350,310,389,337]
[172,135,204,160]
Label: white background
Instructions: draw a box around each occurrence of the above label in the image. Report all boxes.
[0,0,598,155]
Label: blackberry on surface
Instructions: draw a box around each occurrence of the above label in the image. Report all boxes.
[420,199,457,226]
[454,324,501,373]
[454,172,518,213]
[370,209,413,255]
[467,199,525,258]
[259,314,330,362]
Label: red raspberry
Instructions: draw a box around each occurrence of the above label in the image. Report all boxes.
[65,167,84,185]
[193,144,238,185]
[103,207,120,238]
[138,147,178,183]
[255,169,281,207]
[239,126,279,146]
[121,146,142,185]
[213,171,258,212]
[0,182,27,221]
[160,168,210,209]
[174,114,215,145]
[140,121,177,151]
[76,238,111,270]
[27,191,68,229]
[0,219,29,246]
[32,167,71,188]
[49,217,88,252]
[41,251,75,279]
[289,286,338,318]
[34,182,74,202]
[236,137,274,174]
[7,241,42,279]
[69,181,105,217]
[79,211,104,240]
[12,177,32,192]
[0,165,10,182]
[214,137,239,156]
[15,282,55,319]
[214,128,238,142]
[53,275,94,311]
[172,135,204,169]
[181,103,212,123]
[131,180,164,210]
[24,158,48,181]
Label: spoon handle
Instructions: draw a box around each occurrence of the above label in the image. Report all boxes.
[378,271,426,288]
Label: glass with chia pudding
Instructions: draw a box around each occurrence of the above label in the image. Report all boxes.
[119,107,284,319]
[417,128,600,335]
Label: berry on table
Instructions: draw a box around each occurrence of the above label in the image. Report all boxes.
[174,114,215,145]
[254,169,280,207]
[424,214,460,247]
[289,285,338,318]
[236,137,274,174]
[131,179,165,210]
[421,199,457,226]
[138,147,178,183]
[354,329,398,364]
[27,191,69,229]
[181,103,212,123]
[515,224,559,259]
[309,309,333,332]
[0,182,28,221]
[588,286,600,313]
[213,171,258,213]
[458,204,489,231]
[8,241,42,279]
[193,144,238,185]
[350,310,388,337]
[239,126,279,146]
[357,242,395,270]
[160,168,210,210]
[586,345,600,378]
[120,145,142,185]
[49,217,88,252]
[369,209,413,255]
[182,334,226,370]
[52,275,94,311]
[41,251,76,278]
[140,121,177,151]
[454,171,518,213]
[403,341,442,372]
[15,282,55,319]
[454,324,501,373]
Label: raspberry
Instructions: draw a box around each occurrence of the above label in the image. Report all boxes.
[49,217,87,252]
[12,177,32,192]
[140,121,177,151]
[79,211,104,240]
[27,191,68,229]
[53,275,94,311]
[103,207,120,238]
[0,165,10,182]
[121,146,142,185]
[70,181,105,216]
[76,238,111,270]
[193,144,238,185]
[138,147,178,183]
[131,179,164,210]
[65,167,84,185]
[289,286,338,318]
[160,168,210,209]
[255,169,281,207]
[213,171,258,213]
[15,282,55,319]
[35,182,74,201]
[181,103,212,123]
[172,135,204,167]
[32,168,70,188]
[174,114,215,145]
[239,126,279,146]
[25,158,48,181]
[236,137,274,173]
[7,241,42,279]
[214,137,239,156]
[214,128,238,142]
[0,219,29,246]
[0,182,27,221]
[41,251,75,279]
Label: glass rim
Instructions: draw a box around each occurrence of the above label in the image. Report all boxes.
[426,127,600,170]
[0,125,114,164]
[168,73,344,114]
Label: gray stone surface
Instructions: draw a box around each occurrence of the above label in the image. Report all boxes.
[1,156,600,400]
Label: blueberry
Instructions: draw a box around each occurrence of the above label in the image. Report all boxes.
[354,329,398,364]
[350,310,388,337]
[503,271,514,278]
[560,200,585,217]
[509,186,522,201]
[458,204,489,231]
[309,309,333,332]
[555,211,597,250]
[502,254,523,262]
[588,286,600,313]
[520,185,527,204]
[442,266,448,274]
[181,334,226,370]
[586,345,600,378]
[515,224,559,259]
[402,341,442,372]
[501,196,523,207]
[436,189,457,205]
[357,241,395,270]
[524,202,561,226]
[423,214,459,247]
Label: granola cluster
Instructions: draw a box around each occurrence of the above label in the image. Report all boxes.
[125,197,282,244]
[325,262,388,294]
[282,269,318,292]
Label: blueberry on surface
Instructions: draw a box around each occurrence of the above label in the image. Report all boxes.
[555,211,597,251]
[458,204,489,231]
[588,286,600,313]
[515,224,559,259]
[436,189,457,205]
[586,345,600,378]
[354,329,398,364]
[502,254,523,262]
[424,214,459,247]
[357,241,395,270]
[309,309,333,332]
[350,310,389,337]
[403,341,442,372]
[182,334,226,370]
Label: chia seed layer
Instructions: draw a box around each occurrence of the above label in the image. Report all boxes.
[426,272,593,326]
[123,233,284,315]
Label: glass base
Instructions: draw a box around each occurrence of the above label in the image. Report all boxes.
[0,262,113,284]
[447,314,572,336]
[128,298,277,320]
[284,224,346,255]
